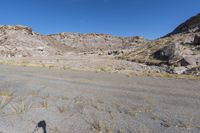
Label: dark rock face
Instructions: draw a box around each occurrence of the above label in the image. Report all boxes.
[153,43,176,61]
[193,34,200,45]
[151,41,198,67]
[167,13,200,36]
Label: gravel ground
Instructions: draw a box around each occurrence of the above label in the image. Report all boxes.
[0,65,199,133]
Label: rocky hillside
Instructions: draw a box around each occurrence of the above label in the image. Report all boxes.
[167,13,200,36]
[49,33,123,51]
[0,25,146,58]
[0,25,62,58]
[0,13,200,76]
[119,13,200,75]
[48,33,146,52]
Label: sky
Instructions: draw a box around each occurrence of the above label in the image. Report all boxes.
[0,0,199,39]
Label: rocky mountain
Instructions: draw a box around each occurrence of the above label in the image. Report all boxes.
[167,13,200,36]
[0,13,200,76]
[119,13,200,75]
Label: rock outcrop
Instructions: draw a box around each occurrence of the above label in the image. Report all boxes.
[153,43,181,61]
[0,25,58,57]
[152,42,193,63]
[119,12,200,75]
[167,13,200,36]
[0,25,33,35]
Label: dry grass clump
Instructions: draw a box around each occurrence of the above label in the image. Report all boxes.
[56,103,68,113]
[95,66,107,72]
[126,71,200,80]
[91,121,102,132]
[0,89,14,97]
[63,65,71,70]
[136,124,150,133]
[31,90,40,97]
[20,59,30,67]
[57,105,66,113]
[40,96,48,109]
[9,97,33,114]
[0,89,14,110]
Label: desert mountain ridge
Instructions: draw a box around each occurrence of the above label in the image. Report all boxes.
[0,24,146,57]
[167,13,200,36]
[0,13,200,76]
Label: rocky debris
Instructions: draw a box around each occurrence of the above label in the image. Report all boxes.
[183,66,200,76]
[173,67,188,74]
[108,50,124,55]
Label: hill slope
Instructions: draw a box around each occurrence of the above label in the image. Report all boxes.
[119,13,200,75]
[0,25,146,57]
[0,13,200,76]
[167,13,200,36]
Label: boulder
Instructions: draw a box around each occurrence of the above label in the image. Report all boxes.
[183,56,200,66]
[153,43,194,63]
[173,67,187,74]
[153,43,181,61]
[170,55,200,67]
[36,46,44,52]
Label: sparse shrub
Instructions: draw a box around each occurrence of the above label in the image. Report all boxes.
[96,66,107,72]
[56,105,67,113]
[40,97,48,109]
[48,64,55,69]
[20,59,30,67]
[0,89,13,97]
[63,65,71,70]
[9,98,33,114]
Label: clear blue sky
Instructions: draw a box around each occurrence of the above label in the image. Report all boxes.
[0,0,199,39]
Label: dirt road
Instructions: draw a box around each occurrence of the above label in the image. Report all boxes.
[0,65,199,133]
